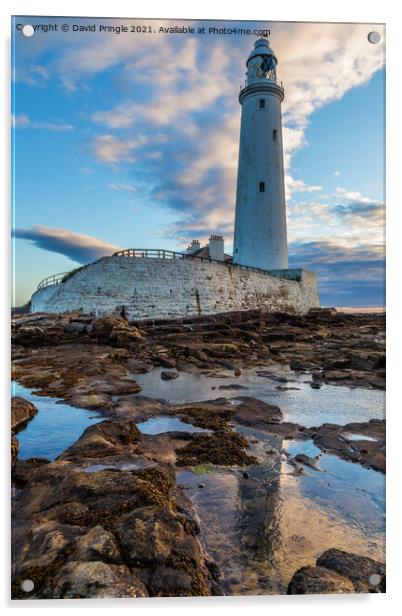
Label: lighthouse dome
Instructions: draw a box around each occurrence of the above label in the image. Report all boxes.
[246,38,278,65]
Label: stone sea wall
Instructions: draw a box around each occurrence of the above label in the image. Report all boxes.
[30,256,320,319]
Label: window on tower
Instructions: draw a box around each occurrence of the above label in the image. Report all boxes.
[259,98,265,109]
[259,181,265,193]
[273,129,277,141]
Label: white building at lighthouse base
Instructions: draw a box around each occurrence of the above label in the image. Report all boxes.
[30,251,319,319]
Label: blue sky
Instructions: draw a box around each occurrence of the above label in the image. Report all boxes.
[12,18,385,307]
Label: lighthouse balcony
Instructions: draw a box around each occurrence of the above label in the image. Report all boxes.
[239,78,285,103]
[240,77,284,93]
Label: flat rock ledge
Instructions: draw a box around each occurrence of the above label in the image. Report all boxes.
[12,309,385,391]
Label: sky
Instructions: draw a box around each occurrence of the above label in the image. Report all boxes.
[12,17,385,307]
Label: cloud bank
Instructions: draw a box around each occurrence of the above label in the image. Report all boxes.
[13,226,121,264]
[289,239,385,307]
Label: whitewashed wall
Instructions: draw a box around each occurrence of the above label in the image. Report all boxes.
[30,256,320,319]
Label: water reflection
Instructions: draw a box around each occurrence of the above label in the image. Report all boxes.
[136,415,210,435]
[135,367,385,426]
[12,382,103,460]
[176,431,385,595]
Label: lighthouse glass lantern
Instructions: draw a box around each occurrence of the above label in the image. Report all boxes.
[246,39,278,83]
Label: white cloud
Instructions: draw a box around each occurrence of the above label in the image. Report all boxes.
[91,134,147,164]
[84,22,384,243]
[335,187,380,204]
[12,114,74,131]
[285,176,322,200]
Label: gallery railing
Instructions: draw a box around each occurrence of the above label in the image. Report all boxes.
[114,248,188,260]
[36,272,70,290]
[113,248,303,280]
[239,77,284,93]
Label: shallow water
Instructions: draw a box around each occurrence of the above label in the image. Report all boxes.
[135,367,385,426]
[177,433,385,595]
[136,415,210,435]
[342,433,378,442]
[81,459,153,473]
[12,382,103,460]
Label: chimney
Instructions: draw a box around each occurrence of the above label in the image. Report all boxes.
[208,235,224,261]
[187,239,201,254]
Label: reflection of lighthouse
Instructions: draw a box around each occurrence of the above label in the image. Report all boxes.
[233,38,288,270]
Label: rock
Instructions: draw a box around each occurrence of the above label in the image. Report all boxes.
[149,565,194,596]
[109,326,145,347]
[90,316,128,338]
[293,453,321,470]
[11,434,19,472]
[287,565,355,594]
[69,374,142,398]
[12,458,49,487]
[175,361,203,374]
[11,397,38,433]
[159,357,177,369]
[16,464,176,527]
[313,421,385,473]
[316,548,385,592]
[234,397,283,428]
[68,392,112,409]
[287,548,386,595]
[348,351,385,371]
[171,399,235,431]
[193,349,209,363]
[218,383,248,390]
[50,560,148,598]
[308,307,337,316]
[324,358,351,370]
[112,395,165,421]
[115,505,201,568]
[60,420,141,460]
[72,525,122,564]
[290,360,320,372]
[12,520,86,587]
[312,370,323,381]
[16,325,46,339]
[63,322,87,334]
[176,432,257,467]
[324,370,351,382]
[310,382,321,389]
[161,371,180,381]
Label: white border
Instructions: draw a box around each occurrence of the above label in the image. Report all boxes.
[1,1,400,614]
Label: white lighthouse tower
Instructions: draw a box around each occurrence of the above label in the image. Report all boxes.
[233,38,288,270]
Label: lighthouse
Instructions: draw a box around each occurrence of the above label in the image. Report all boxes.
[233,38,288,270]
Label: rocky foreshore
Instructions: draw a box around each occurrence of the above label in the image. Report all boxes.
[11,308,386,597]
[12,307,385,391]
